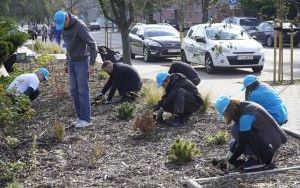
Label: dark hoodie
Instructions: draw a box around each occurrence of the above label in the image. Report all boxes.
[62,13,97,65]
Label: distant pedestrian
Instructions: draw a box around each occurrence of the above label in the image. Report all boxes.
[41,23,48,42]
[49,23,55,42]
[6,68,49,101]
[168,61,201,86]
[54,28,61,45]
[242,75,288,125]
[54,10,97,128]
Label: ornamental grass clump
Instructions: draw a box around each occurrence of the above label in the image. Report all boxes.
[97,70,109,80]
[117,102,136,120]
[133,110,155,136]
[168,138,200,164]
[53,121,65,143]
[141,83,163,107]
[204,130,229,146]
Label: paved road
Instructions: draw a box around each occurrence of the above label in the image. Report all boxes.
[92,31,300,135]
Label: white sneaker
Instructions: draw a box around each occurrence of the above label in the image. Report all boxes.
[75,120,92,128]
[70,118,80,126]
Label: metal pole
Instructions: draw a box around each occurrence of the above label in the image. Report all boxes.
[278,29,282,82]
[273,31,277,83]
[290,24,294,83]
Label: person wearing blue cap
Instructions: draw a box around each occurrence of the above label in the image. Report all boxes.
[6,68,49,101]
[242,75,288,125]
[54,10,97,128]
[153,72,203,126]
[214,96,287,171]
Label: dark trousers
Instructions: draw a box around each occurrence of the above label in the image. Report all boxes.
[162,88,201,116]
[230,124,275,165]
[24,89,40,101]
[117,80,142,98]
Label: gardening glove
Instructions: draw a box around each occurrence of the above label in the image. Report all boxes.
[102,100,111,105]
[94,93,104,101]
[154,108,164,122]
[226,161,236,171]
[225,151,233,160]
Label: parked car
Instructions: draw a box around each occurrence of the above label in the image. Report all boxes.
[181,23,265,74]
[163,19,179,30]
[221,17,259,32]
[248,21,300,47]
[129,23,181,62]
[89,22,101,31]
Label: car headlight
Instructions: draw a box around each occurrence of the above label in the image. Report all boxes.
[146,39,162,47]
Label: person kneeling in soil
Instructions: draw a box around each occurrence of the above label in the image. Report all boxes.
[153,72,203,126]
[6,68,49,101]
[94,60,143,103]
[214,96,287,171]
[168,61,201,86]
[242,75,288,125]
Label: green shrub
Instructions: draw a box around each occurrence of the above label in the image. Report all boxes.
[0,160,26,182]
[168,138,200,164]
[6,32,28,53]
[116,102,136,120]
[97,70,109,80]
[34,53,55,68]
[0,41,9,65]
[33,41,64,54]
[5,136,19,147]
[204,130,229,146]
[7,182,24,188]
[141,83,163,107]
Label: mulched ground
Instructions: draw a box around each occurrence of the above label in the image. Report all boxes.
[1,61,300,188]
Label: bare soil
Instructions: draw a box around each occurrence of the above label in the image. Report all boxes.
[1,62,300,188]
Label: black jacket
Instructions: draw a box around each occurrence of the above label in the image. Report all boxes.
[101,63,142,101]
[161,73,203,105]
[168,62,200,83]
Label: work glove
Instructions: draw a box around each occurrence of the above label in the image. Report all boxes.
[94,93,104,101]
[226,161,236,171]
[153,108,164,122]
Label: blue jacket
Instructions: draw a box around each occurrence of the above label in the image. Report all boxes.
[247,83,288,125]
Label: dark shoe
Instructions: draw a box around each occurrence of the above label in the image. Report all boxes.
[163,116,188,126]
[243,159,265,170]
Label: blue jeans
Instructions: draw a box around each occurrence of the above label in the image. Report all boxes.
[68,59,91,122]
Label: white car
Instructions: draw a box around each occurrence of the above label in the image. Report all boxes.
[181,23,265,74]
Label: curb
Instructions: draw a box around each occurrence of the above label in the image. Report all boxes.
[186,179,203,188]
[282,127,300,139]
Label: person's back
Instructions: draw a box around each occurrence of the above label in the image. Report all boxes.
[248,83,288,125]
[7,73,40,96]
[240,101,287,151]
[168,62,200,85]
[114,63,142,86]
[167,73,199,96]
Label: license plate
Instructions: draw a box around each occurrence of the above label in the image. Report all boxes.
[168,49,180,53]
[237,55,253,60]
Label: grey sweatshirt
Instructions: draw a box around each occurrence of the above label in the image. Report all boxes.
[62,13,97,65]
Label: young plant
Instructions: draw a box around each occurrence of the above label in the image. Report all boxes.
[91,142,104,165]
[116,102,136,120]
[0,160,26,182]
[7,181,24,188]
[5,136,19,147]
[97,70,109,80]
[33,41,65,54]
[53,121,65,143]
[34,53,55,68]
[133,110,155,136]
[141,83,164,107]
[204,130,229,146]
[168,138,200,164]
[200,92,211,113]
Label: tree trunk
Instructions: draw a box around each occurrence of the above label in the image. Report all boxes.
[202,0,209,23]
[120,26,131,65]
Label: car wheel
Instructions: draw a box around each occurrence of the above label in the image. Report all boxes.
[252,66,263,73]
[181,50,190,64]
[131,51,135,59]
[143,47,152,62]
[205,54,215,74]
[266,36,274,47]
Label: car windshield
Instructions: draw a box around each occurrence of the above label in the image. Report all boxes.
[240,18,258,26]
[206,27,249,40]
[145,27,179,37]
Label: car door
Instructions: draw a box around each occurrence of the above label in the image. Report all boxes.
[183,27,196,62]
[264,23,273,42]
[254,23,266,43]
[190,26,206,65]
[136,26,145,55]
[129,27,139,54]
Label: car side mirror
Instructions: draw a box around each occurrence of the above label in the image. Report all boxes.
[138,34,144,40]
[195,37,206,43]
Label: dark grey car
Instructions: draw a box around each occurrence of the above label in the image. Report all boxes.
[129,24,181,62]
